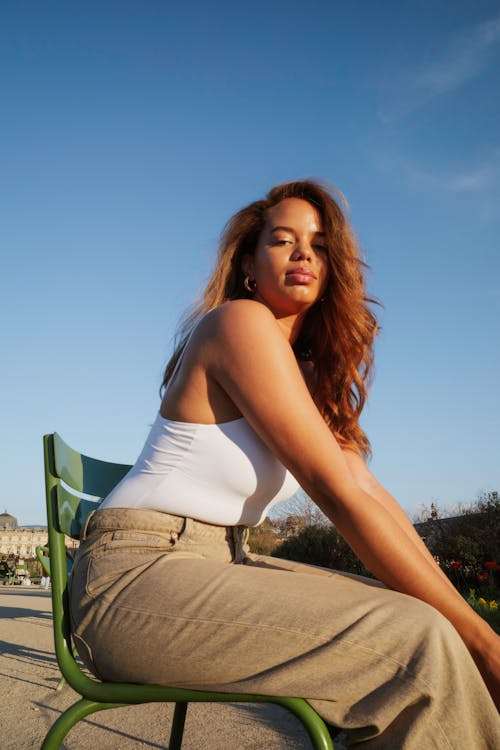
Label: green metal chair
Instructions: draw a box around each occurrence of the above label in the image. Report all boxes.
[36,545,50,576]
[42,432,334,749]
[36,545,71,691]
[36,544,73,578]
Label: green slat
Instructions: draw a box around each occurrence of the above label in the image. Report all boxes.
[54,432,131,496]
[54,433,84,490]
[56,486,100,539]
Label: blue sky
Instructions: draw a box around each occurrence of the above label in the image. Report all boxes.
[1,1,499,526]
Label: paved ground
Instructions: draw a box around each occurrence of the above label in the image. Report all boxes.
[0,587,345,749]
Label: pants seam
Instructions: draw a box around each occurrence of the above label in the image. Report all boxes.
[87,601,457,749]
[95,598,444,697]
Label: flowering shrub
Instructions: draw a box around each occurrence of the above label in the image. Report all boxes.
[417,492,499,576]
[467,589,500,632]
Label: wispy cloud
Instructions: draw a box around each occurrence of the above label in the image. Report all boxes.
[445,166,492,192]
[403,159,497,193]
[378,12,500,122]
[416,13,500,95]
[371,148,500,220]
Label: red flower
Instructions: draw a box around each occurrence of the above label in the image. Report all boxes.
[476,572,488,582]
[484,562,497,568]
[450,562,462,569]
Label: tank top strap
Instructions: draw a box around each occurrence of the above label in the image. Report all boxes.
[165,317,206,393]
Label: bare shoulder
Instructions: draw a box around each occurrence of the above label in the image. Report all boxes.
[200,300,283,349]
[205,299,277,330]
[199,300,302,389]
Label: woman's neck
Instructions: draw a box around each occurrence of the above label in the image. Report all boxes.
[274,312,306,345]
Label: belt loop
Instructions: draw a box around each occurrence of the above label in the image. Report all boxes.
[81,510,96,541]
[178,516,187,538]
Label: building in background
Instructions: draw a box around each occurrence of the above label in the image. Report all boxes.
[0,510,78,558]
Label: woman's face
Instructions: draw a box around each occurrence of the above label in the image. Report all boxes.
[243,198,329,319]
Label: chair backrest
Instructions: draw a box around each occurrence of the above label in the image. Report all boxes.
[43,433,131,691]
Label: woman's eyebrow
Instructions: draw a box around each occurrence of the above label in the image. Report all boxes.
[270,225,296,234]
[270,225,326,237]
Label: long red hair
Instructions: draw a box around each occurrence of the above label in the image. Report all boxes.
[161,180,379,457]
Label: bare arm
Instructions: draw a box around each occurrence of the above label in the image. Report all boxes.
[342,450,457,591]
[204,301,499,703]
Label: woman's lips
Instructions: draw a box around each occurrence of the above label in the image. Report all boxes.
[286,269,316,283]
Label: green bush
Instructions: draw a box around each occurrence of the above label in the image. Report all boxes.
[249,491,499,633]
[417,492,499,594]
[272,524,373,578]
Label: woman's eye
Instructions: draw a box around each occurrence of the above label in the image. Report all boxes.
[314,244,327,252]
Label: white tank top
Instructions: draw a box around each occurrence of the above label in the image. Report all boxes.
[101,411,299,526]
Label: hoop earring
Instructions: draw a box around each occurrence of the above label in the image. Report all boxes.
[244,276,257,293]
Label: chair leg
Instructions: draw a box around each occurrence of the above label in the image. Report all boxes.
[41,698,125,750]
[272,698,334,750]
[168,701,188,750]
[53,646,82,691]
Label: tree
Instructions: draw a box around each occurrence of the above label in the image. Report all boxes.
[272,489,329,531]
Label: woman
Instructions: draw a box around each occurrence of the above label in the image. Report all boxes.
[70,180,499,748]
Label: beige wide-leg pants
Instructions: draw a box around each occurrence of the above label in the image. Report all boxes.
[69,508,499,748]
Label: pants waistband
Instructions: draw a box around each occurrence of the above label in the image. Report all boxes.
[82,507,249,564]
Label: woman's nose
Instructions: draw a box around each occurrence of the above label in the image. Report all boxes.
[291,242,313,260]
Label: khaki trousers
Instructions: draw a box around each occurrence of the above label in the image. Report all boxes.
[69,508,499,748]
